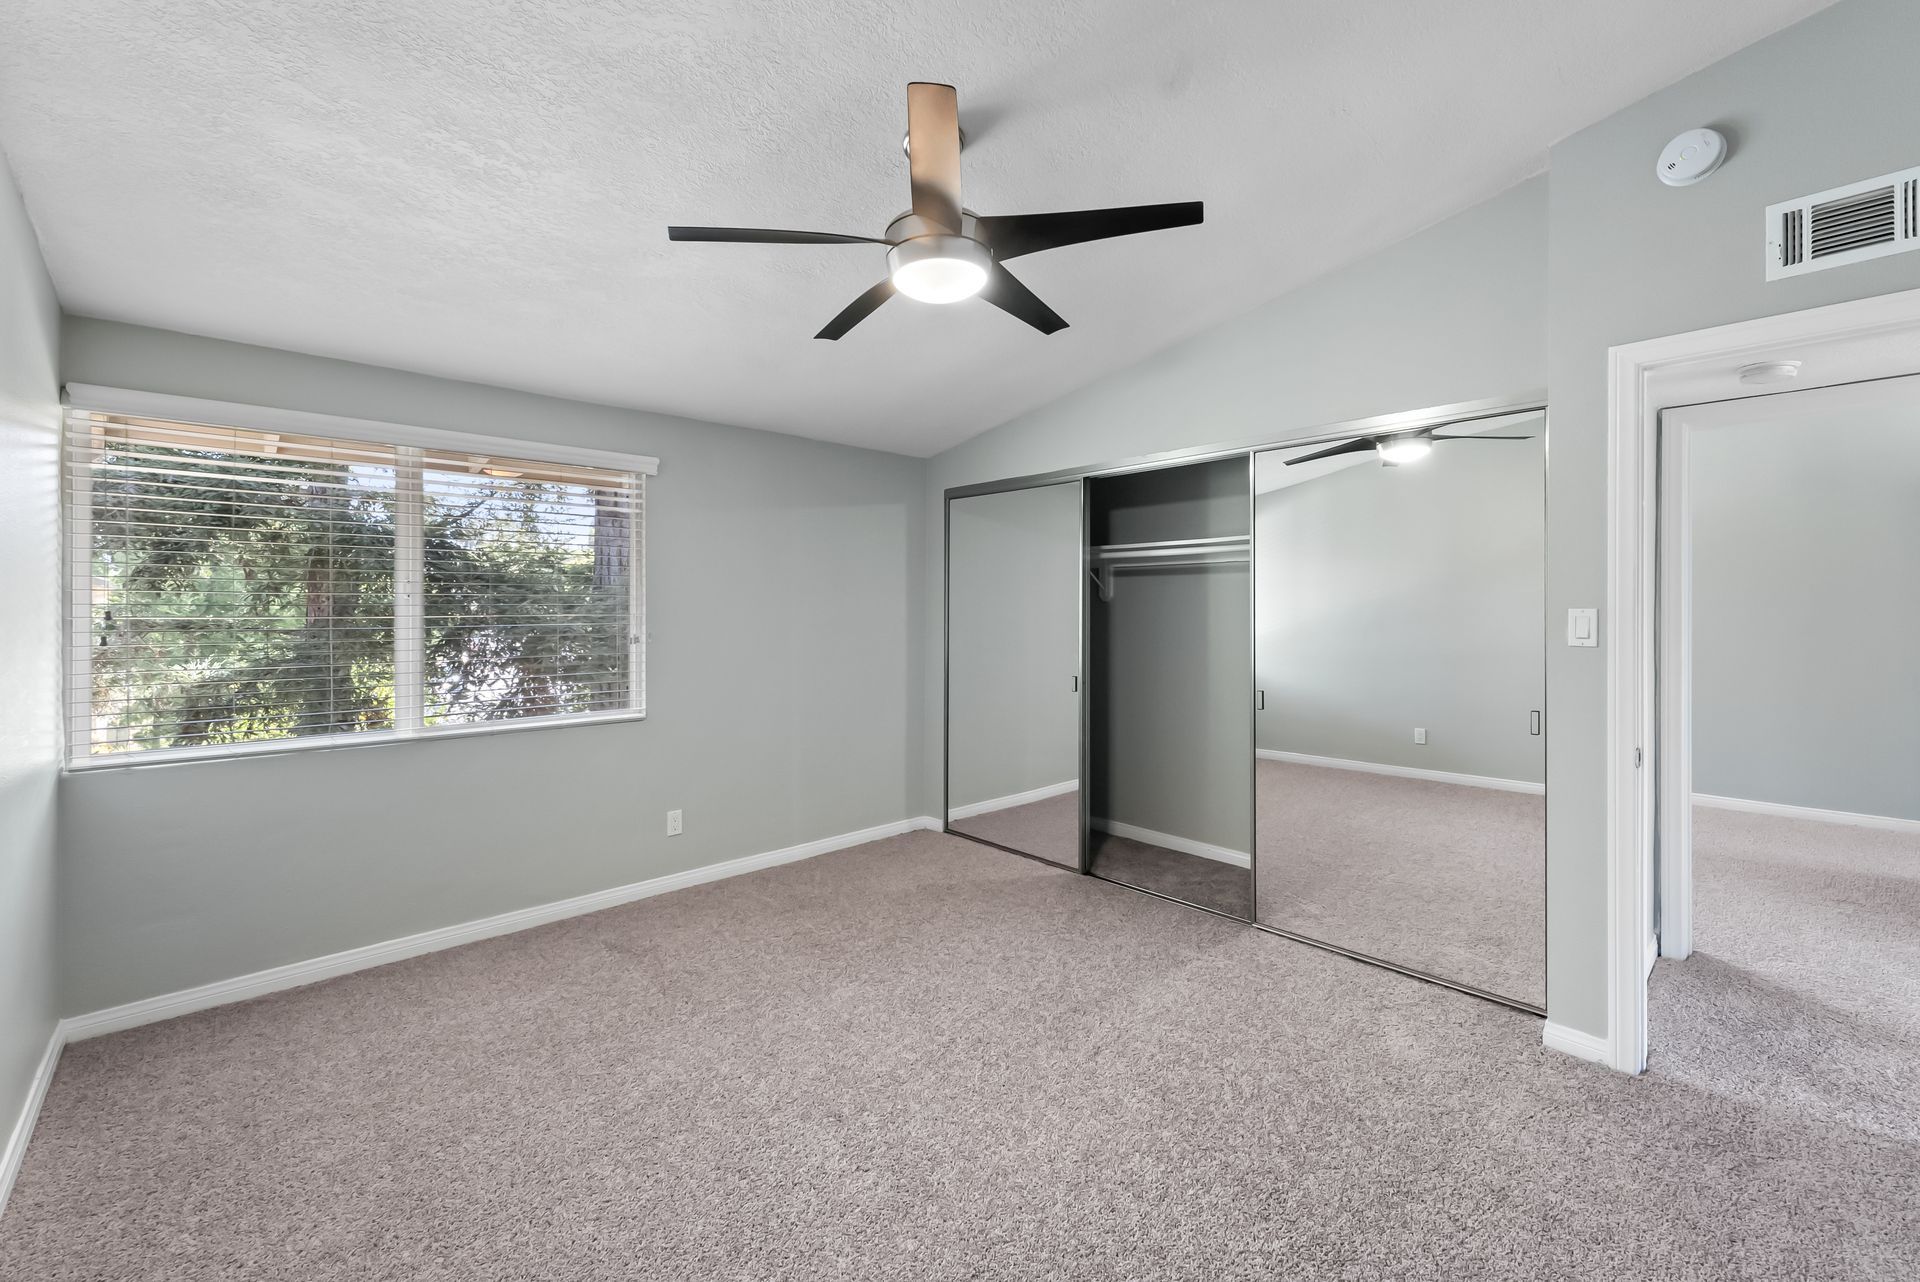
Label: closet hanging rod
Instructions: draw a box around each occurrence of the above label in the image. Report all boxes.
[1088,548,1247,601]
[1099,555,1250,569]
[1091,535,1248,556]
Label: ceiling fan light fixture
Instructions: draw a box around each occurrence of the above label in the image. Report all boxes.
[887,235,990,304]
[1376,435,1433,465]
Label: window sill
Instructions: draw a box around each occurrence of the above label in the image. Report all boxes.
[63,709,648,774]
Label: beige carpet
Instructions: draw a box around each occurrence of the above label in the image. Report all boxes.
[1089,830,1252,919]
[3,828,1915,1279]
[950,788,1253,916]
[1651,805,1920,1144]
[1255,761,1545,1007]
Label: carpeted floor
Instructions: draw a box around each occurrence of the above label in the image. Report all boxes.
[1255,761,1545,1007]
[1650,805,1920,1144]
[4,825,1916,1280]
[1090,829,1252,919]
[946,788,1255,916]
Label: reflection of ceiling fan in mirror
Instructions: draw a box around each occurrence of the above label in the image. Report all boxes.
[1284,426,1537,467]
[667,82,1204,339]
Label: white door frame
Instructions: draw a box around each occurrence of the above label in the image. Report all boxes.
[1604,285,1920,1075]
[1655,411,1693,963]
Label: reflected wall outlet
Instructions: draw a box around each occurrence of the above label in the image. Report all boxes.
[666,809,683,836]
[1413,727,1427,745]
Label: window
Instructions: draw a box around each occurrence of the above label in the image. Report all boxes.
[63,393,652,766]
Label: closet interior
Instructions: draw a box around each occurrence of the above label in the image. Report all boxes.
[943,400,1548,1013]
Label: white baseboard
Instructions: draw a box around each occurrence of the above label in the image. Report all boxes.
[0,1024,64,1218]
[62,814,941,1044]
[1257,749,1544,795]
[947,779,1077,822]
[1693,793,1920,834]
[1542,1021,1612,1066]
[1091,819,1250,868]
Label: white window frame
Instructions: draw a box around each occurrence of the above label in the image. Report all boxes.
[61,385,658,770]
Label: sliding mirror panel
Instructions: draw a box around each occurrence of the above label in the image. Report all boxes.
[1252,413,1546,1007]
[946,481,1084,867]
[1087,458,1254,917]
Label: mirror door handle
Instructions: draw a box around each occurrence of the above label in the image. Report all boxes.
[1530,709,1543,736]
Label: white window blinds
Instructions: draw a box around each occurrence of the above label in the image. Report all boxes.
[65,405,647,765]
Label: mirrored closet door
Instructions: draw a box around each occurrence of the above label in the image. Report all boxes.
[1252,412,1546,1007]
[1086,458,1253,918]
[946,481,1085,867]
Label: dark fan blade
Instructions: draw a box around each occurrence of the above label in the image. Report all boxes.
[814,279,896,341]
[975,201,1203,260]
[1284,438,1377,466]
[906,82,963,233]
[668,226,888,245]
[980,263,1067,334]
[1430,433,1536,440]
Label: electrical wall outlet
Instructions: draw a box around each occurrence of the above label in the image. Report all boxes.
[666,809,683,836]
[1413,727,1427,745]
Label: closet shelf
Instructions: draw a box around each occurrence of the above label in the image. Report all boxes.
[1088,536,1249,600]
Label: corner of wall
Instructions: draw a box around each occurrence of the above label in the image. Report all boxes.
[0,149,65,1213]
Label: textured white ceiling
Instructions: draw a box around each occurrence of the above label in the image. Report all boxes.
[0,0,1834,456]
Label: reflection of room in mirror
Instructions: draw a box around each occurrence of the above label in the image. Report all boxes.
[949,783,1080,868]
[1255,759,1544,1001]
[945,481,1083,868]
[1253,414,1546,1006]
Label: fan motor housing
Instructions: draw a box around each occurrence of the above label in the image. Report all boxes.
[886,209,984,245]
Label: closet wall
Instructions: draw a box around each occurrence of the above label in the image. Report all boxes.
[920,176,1548,825]
[1087,460,1251,859]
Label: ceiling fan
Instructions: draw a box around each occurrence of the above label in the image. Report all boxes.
[668,82,1203,340]
[1285,427,1537,467]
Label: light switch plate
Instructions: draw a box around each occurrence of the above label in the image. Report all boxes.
[1567,608,1598,647]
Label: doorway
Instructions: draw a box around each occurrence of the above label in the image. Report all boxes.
[1601,284,1920,1075]
[1650,374,1920,1125]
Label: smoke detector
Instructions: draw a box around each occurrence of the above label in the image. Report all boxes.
[1657,128,1728,187]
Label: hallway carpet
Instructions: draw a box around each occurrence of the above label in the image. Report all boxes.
[3,828,1915,1280]
[1650,804,1920,1144]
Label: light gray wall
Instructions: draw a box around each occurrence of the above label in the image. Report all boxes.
[924,175,1548,826]
[1544,0,1920,1036]
[1254,433,1545,784]
[1091,564,1252,854]
[0,155,61,1158]
[946,483,1081,809]
[1689,390,1920,820]
[57,317,928,1015]
[922,176,1548,871]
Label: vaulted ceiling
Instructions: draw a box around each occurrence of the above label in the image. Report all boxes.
[0,0,1835,455]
